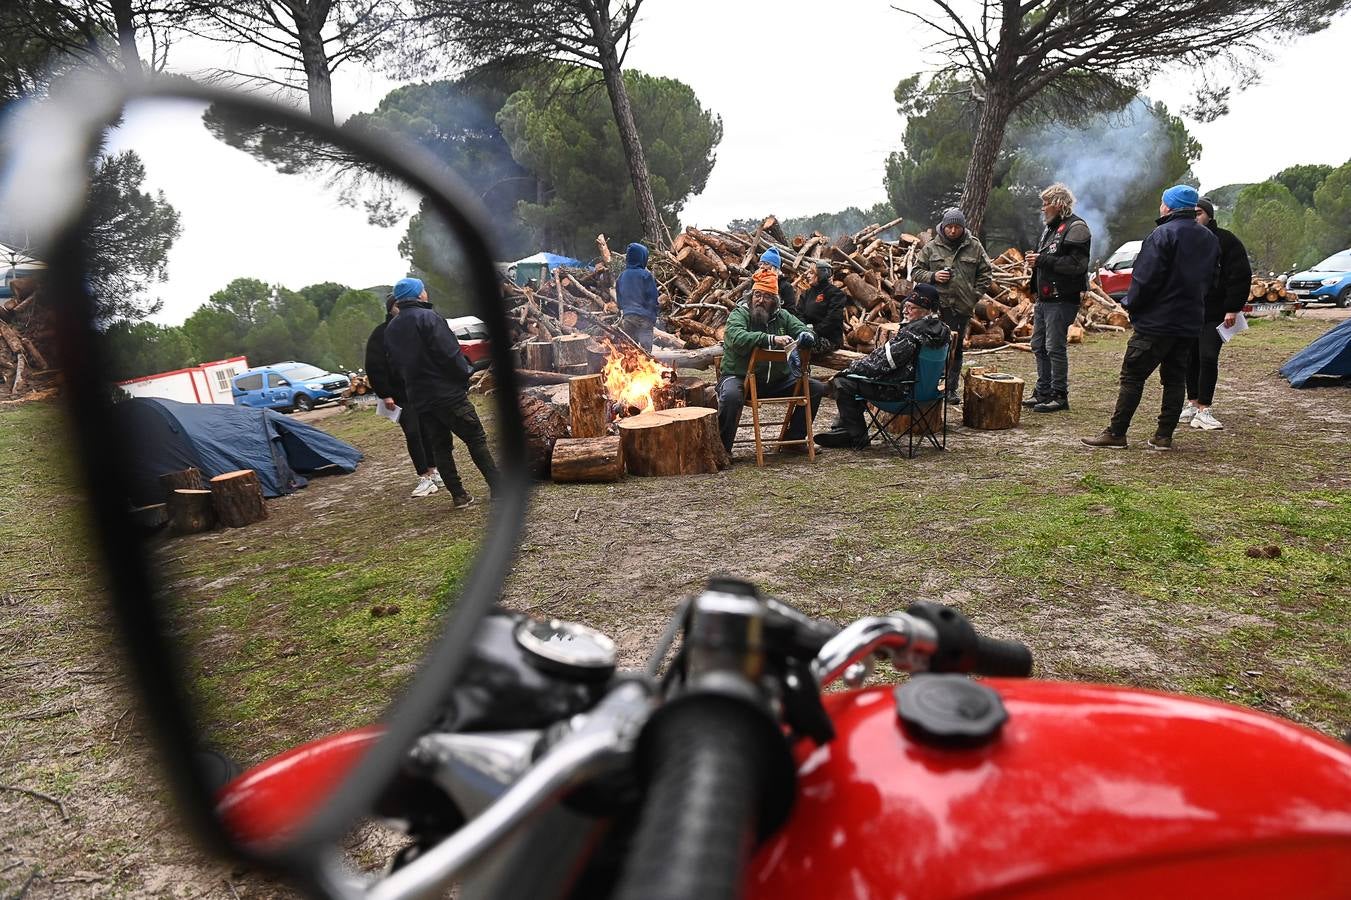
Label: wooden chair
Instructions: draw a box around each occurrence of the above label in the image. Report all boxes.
[732,347,815,466]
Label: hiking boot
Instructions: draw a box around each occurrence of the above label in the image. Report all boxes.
[411,476,438,497]
[815,428,867,450]
[1147,434,1174,451]
[451,492,475,509]
[1178,403,1198,425]
[945,389,962,406]
[1022,394,1046,408]
[1033,396,1069,413]
[1191,408,1223,430]
[1081,430,1127,449]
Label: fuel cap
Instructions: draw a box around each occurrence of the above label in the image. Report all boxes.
[895,675,1008,748]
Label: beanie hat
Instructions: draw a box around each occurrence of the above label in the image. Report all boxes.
[752,268,780,296]
[759,247,782,270]
[1161,184,1199,210]
[939,207,968,231]
[907,282,940,311]
[814,259,832,275]
[393,277,425,300]
[1196,197,1216,220]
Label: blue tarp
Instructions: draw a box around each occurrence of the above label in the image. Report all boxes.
[1280,317,1351,387]
[114,398,363,506]
[513,251,585,269]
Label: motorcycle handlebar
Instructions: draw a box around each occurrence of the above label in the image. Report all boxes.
[973,634,1034,678]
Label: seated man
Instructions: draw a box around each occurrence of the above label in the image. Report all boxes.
[794,260,847,354]
[717,281,824,453]
[815,284,949,450]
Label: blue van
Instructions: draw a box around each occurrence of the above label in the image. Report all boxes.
[1286,249,1351,308]
[231,362,350,412]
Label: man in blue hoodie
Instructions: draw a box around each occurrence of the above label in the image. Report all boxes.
[383,277,499,506]
[1082,185,1219,451]
[617,242,659,351]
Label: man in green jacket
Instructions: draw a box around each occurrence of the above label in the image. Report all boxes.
[717,287,822,453]
[911,208,994,404]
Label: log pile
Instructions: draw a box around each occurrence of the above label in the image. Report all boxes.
[1250,277,1290,303]
[0,276,60,405]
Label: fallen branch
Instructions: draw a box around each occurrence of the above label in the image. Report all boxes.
[1,784,69,821]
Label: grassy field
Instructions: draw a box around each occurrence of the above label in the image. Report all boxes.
[1,313,1348,896]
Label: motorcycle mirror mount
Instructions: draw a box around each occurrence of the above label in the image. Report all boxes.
[1,72,531,887]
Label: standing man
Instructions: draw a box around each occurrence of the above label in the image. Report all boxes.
[1083,185,1219,451]
[384,277,499,507]
[911,207,993,404]
[616,242,659,351]
[366,293,442,498]
[1025,183,1092,413]
[1180,197,1252,431]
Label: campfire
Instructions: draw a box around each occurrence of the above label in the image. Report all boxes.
[599,340,679,417]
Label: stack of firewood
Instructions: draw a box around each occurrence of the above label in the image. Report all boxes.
[1250,277,1291,302]
[0,277,59,404]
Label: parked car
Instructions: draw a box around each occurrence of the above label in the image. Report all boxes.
[231,361,350,412]
[1285,249,1351,308]
[1096,240,1142,299]
[447,315,492,371]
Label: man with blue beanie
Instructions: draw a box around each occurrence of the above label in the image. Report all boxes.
[616,242,659,351]
[384,277,499,506]
[1083,185,1219,451]
[756,247,798,311]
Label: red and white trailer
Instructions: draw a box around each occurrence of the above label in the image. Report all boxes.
[117,356,248,405]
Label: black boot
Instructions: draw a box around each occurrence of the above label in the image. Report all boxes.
[945,388,961,405]
[815,428,869,450]
[1022,394,1046,408]
[1033,395,1069,413]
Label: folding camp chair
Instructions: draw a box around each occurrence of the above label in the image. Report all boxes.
[857,341,949,458]
[732,346,815,466]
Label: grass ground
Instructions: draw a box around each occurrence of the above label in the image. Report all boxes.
[1,313,1348,897]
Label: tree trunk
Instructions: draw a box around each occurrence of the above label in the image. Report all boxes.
[551,436,625,483]
[959,85,1016,237]
[292,7,335,125]
[109,0,143,76]
[595,34,664,247]
[210,470,268,528]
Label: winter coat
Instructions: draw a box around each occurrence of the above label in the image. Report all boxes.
[843,314,951,386]
[1204,222,1253,322]
[1031,213,1092,303]
[616,243,660,321]
[1122,209,1219,338]
[364,318,405,404]
[794,277,847,348]
[720,300,813,383]
[382,300,473,411]
[911,231,994,318]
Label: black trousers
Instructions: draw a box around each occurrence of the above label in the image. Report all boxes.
[939,307,967,394]
[1108,333,1192,438]
[717,373,825,451]
[397,403,439,475]
[418,396,499,496]
[1185,322,1225,406]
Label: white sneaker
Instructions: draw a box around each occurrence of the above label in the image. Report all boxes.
[1178,404,1198,424]
[431,472,445,488]
[1191,409,1223,430]
[411,476,438,497]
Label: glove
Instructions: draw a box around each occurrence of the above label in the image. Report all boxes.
[797,331,816,349]
[788,348,803,380]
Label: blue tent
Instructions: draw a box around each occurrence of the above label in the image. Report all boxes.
[115,398,363,507]
[1280,318,1351,387]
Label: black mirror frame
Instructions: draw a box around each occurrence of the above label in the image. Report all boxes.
[16,77,531,887]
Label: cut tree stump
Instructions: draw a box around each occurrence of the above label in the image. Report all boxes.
[210,470,268,528]
[963,371,1024,430]
[521,393,571,477]
[617,407,729,476]
[523,341,554,372]
[168,489,217,535]
[569,374,608,438]
[160,467,206,498]
[129,503,169,535]
[553,334,590,370]
[551,436,625,483]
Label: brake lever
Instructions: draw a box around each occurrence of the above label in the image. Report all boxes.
[366,681,652,900]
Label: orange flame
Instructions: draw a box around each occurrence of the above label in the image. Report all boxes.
[601,341,673,415]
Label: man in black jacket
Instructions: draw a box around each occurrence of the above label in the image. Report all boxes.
[1083,185,1219,451]
[794,261,847,354]
[365,293,443,497]
[1026,183,1091,413]
[383,278,499,506]
[1179,198,1252,431]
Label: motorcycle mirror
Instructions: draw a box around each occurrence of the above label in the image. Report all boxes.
[0,76,529,886]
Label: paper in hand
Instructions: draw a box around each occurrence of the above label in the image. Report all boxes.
[376,401,402,424]
[1216,312,1248,343]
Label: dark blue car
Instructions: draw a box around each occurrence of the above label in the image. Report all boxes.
[232,362,349,412]
[1287,249,1351,308]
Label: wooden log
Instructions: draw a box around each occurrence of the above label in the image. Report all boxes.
[651,346,723,371]
[1067,323,1085,344]
[524,340,555,372]
[962,372,1024,430]
[521,393,571,477]
[671,375,716,408]
[843,273,884,307]
[618,406,729,476]
[210,470,268,528]
[553,333,590,370]
[160,467,206,497]
[596,234,613,265]
[168,489,217,535]
[569,374,608,438]
[129,503,169,535]
[966,332,1008,350]
[873,399,943,436]
[550,436,625,483]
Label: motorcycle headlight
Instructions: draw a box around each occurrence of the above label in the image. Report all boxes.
[1320,277,1342,286]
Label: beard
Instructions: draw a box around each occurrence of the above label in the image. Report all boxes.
[749,303,772,331]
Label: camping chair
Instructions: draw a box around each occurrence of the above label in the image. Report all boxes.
[857,340,950,458]
[733,346,815,466]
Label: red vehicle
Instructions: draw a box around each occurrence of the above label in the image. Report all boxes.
[1097,240,1143,299]
[447,315,492,371]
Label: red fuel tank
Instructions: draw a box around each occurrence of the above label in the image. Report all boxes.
[749,681,1351,899]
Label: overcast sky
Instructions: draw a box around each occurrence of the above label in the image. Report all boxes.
[102,1,1351,325]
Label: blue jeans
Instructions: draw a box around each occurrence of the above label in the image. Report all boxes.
[1031,301,1078,400]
